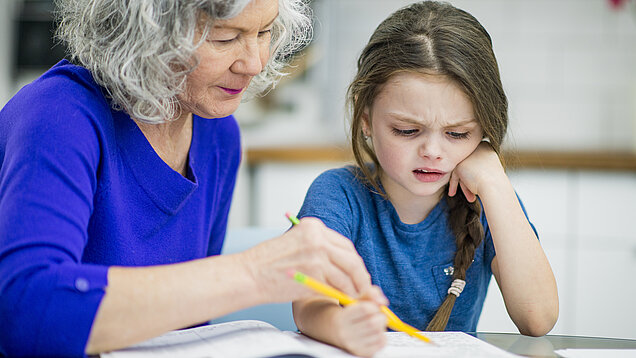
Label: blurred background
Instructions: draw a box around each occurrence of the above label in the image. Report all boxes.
[1,0,635,341]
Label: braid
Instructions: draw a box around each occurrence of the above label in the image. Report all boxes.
[426,187,484,331]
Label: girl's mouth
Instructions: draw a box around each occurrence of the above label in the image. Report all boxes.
[412,168,445,183]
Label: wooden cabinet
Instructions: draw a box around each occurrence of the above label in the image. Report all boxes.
[478,170,636,339]
[228,154,636,338]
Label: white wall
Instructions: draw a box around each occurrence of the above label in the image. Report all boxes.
[300,0,636,151]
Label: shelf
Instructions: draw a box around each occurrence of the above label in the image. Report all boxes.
[245,147,636,171]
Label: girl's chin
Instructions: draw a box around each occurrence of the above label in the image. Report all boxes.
[411,183,448,198]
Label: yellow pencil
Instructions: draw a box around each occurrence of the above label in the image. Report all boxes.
[285,212,433,344]
[290,270,433,344]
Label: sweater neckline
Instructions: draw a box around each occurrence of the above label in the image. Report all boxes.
[113,110,199,215]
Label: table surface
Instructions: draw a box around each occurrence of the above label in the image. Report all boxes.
[472,332,636,357]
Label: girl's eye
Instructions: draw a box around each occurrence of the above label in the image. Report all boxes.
[447,131,470,139]
[392,128,418,136]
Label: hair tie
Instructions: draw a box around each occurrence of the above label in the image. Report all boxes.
[447,279,466,297]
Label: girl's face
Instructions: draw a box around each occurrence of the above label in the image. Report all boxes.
[363,72,483,207]
[178,0,278,119]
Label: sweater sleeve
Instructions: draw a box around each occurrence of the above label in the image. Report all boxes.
[0,73,109,357]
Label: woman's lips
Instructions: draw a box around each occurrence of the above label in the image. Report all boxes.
[219,86,243,95]
[412,168,446,183]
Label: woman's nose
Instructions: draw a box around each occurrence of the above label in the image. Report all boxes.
[233,40,265,76]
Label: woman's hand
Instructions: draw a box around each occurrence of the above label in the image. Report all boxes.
[448,141,506,202]
[331,287,388,357]
[239,217,373,303]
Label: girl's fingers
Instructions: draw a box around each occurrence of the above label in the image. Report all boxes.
[460,182,477,202]
[337,307,388,357]
[346,333,387,358]
[448,171,459,197]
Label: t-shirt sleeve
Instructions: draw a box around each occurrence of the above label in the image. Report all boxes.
[297,169,356,240]
[0,75,109,357]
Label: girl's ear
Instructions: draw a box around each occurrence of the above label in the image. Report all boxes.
[361,108,371,137]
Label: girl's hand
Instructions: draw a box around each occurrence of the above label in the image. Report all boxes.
[448,141,506,202]
[332,286,388,357]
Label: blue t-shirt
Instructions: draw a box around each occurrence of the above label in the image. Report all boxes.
[0,61,241,356]
[298,166,536,332]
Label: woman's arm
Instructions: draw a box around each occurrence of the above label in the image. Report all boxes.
[86,254,253,353]
[449,142,558,336]
[86,217,374,353]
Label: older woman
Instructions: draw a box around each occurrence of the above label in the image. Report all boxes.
[0,0,384,356]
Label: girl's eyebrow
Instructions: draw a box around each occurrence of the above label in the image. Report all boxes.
[387,112,477,127]
[213,12,279,32]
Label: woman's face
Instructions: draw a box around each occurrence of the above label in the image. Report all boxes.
[363,72,483,205]
[178,0,278,119]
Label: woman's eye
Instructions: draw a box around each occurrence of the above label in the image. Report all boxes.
[392,128,418,136]
[216,37,237,44]
[447,131,470,139]
[258,29,272,37]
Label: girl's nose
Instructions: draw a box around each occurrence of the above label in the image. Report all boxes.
[418,136,443,160]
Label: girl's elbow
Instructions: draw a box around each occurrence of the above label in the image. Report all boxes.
[518,306,559,337]
[519,321,554,337]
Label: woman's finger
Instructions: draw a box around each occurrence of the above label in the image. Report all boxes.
[284,219,372,297]
[323,247,371,296]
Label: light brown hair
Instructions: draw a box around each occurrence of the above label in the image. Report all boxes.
[347,1,508,331]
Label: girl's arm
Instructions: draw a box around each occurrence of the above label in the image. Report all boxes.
[449,142,558,336]
[293,288,388,358]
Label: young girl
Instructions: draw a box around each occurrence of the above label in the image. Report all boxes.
[292,2,559,357]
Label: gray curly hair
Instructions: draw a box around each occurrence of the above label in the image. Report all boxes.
[55,0,312,123]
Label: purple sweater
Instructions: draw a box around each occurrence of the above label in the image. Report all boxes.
[0,61,241,356]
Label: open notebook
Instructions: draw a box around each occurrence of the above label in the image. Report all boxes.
[101,320,520,358]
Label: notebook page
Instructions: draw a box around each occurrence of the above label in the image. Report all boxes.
[288,331,521,358]
[101,320,314,358]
